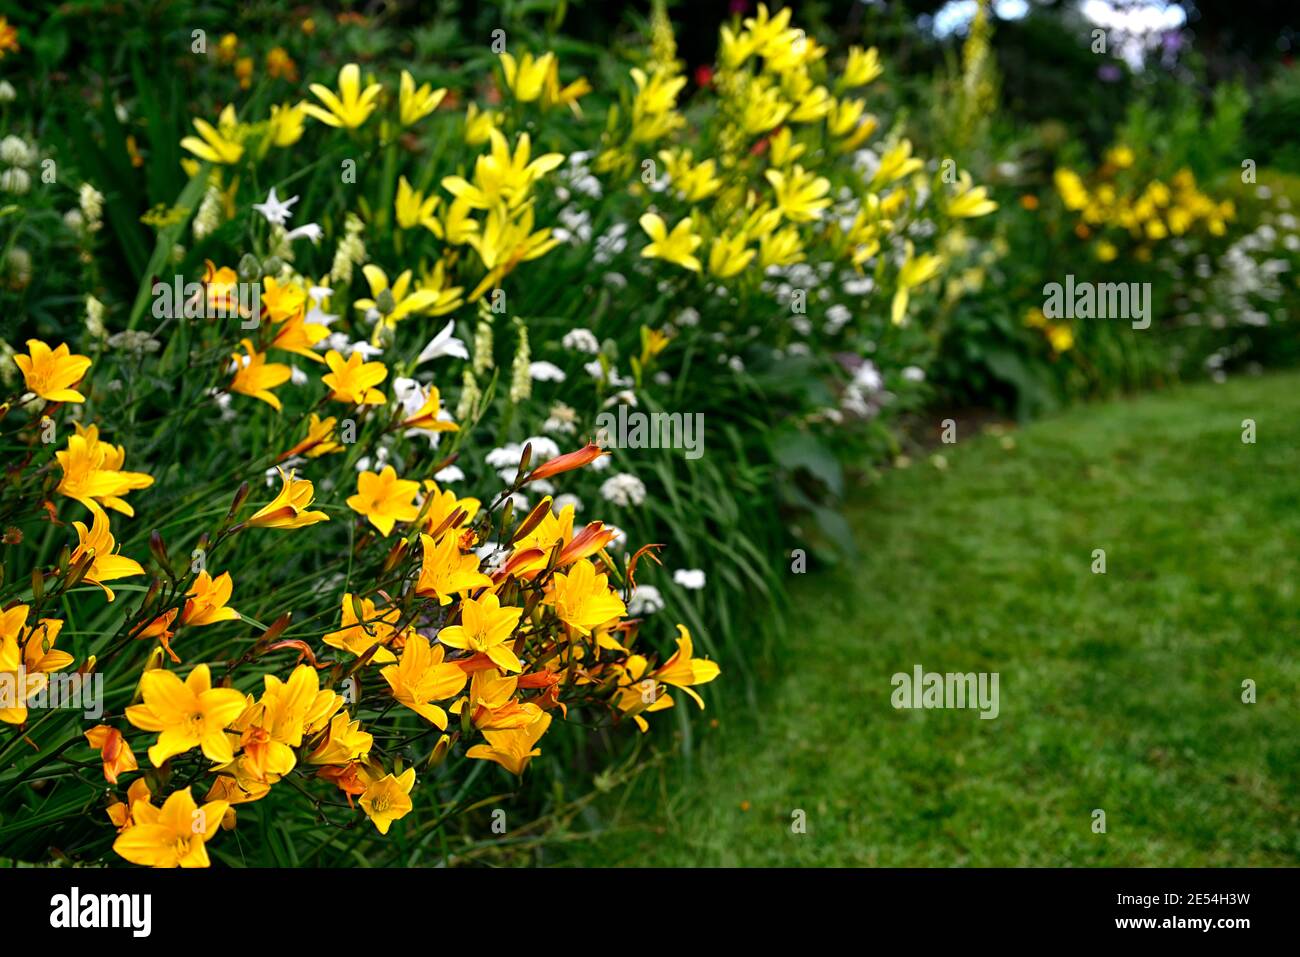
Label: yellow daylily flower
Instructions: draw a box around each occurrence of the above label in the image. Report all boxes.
[125,663,248,766]
[322,349,387,406]
[395,176,440,232]
[112,787,229,868]
[765,164,831,223]
[415,531,493,604]
[709,232,756,279]
[499,50,554,103]
[544,559,627,636]
[55,423,154,517]
[399,69,446,126]
[359,767,416,834]
[180,104,244,164]
[302,63,382,129]
[347,465,421,536]
[247,467,330,530]
[946,171,998,219]
[871,139,924,188]
[267,101,307,147]
[14,339,92,403]
[467,710,552,776]
[229,339,292,411]
[891,242,944,326]
[0,606,74,725]
[381,636,468,727]
[437,593,525,673]
[442,129,563,210]
[639,213,702,272]
[69,508,145,602]
[652,624,721,708]
[323,593,405,664]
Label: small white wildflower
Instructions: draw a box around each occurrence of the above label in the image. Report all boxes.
[600,472,646,507]
[673,568,706,589]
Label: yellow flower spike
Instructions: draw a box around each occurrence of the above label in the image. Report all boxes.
[302,63,382,129]
[765,164,831,223]
[359,767,416,834]
[321,349,387,406]
[499,50,554,103]
[246,467,330,530]
[639,213,702,272]
[125,663,247,766]
[347,465,421,536]
[381,636,468,727]
[229,339,292,410]
[543,559,627,636]
[466,710,552,776]
[415,531,493,604]
[398,69,446,126]
[55,423,154,517]
[437,593,525,673]
[14,339,92,403]
[180,104,244,165]
[68,508,145,602]
[323,593,404,663]
[112,786,229,868]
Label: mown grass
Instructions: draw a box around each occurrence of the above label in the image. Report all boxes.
[554,370,1300,866]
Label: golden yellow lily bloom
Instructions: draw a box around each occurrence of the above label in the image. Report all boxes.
[840,45,883,89]
[639,213,702,272]
[267,101,307,147]
[891,242,944,327]
[360,767,416,834]
[181,571,241,627]
[230,339,292,411]
[499,50,554,103]
[322,349,387,406]
[395,176,440,232]
[759,225,805,268]
[353,264,451,330]
[399,69,446,126]
[247,467,330,530]
[281,413,344,460]
[437,593,525,673]
[14,338,91,403]
[467,711,552,776]
[946,171,998,219]
[463,103,502,145]
[69,508,145,602]
[347,465,421,536]
[125,663,247,765]
[308,712,373,765]
[871,139,924,189]
[709,232,756,279]
[443,129,564,210]
[302,63,382,128]
[180,104,244,164]
[765,164,831,223]
[55,423,153,517]
[415,531,493,604]
[381,636,468,727]
[112,786,230,868]
[544,559,627,636]
[419,481,480,535]
[324,593,405,664]
[652,624,721,708]
[1,606,73,725]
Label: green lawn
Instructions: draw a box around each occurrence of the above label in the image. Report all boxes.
[558,371,1300,866]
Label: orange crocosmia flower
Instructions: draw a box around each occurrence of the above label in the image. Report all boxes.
[543,559,627,635]
[246,467,329,529]
[85,725,138,784]
[0,606,74,725]
[347,465,421,536]
[359,767,416,834]
[55,423,154,517]
[651,624,721,708]
[69,508,145,602]
[436,593,524,673]
[323,593,405,663]
[322,349,387,405]
[14,339,93,403]
[466,710,552,776]
[281,413,344,460]
[415,531,493,604]
[230,339,292,410]
[124,663,248,766]
[112,786,229,868]
[380,635,468,728]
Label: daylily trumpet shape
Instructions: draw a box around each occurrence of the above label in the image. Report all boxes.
[14,339,92,403]
[112,786,230,868]
[302,63,382,128]
[125,663,248,766]
[247,467,330,529]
